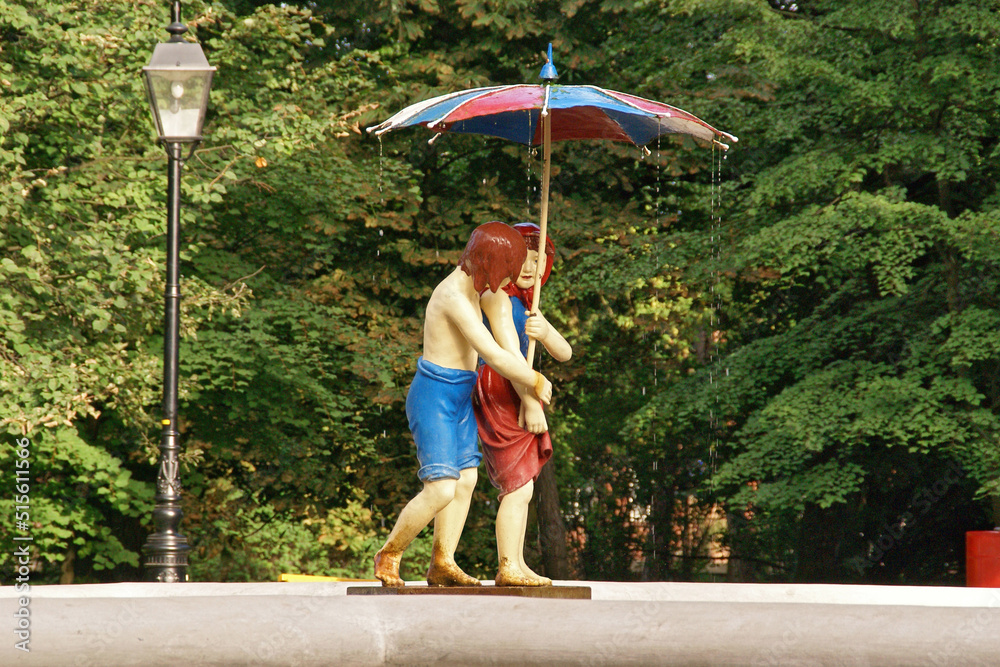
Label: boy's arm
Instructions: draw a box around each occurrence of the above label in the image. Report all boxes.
[481,290,548,433]
[449,294,552,403]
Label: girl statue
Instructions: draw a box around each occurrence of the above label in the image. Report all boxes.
[474,222,572,586]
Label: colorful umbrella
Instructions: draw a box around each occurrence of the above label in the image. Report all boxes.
[368,45,737,365]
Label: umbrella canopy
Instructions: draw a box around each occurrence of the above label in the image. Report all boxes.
[368,45,737,366]
[368,83,737,149]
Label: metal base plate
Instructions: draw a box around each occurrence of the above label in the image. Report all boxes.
[346,584,591,599]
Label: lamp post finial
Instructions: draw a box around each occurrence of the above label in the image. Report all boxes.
[167,0,187,42]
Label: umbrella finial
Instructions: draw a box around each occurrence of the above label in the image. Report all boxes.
[539,43,558,81]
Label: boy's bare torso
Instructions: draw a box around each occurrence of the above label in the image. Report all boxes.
[421,267,482,372]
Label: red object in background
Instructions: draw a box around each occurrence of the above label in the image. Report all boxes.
[966,530,1000,587]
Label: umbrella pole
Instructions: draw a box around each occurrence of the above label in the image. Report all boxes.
[526,106,551,370]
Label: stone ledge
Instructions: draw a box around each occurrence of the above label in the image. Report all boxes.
[4,580,998,607]
[3,582,1000,665]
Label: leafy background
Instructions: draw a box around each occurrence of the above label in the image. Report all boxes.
[1,0,997,585]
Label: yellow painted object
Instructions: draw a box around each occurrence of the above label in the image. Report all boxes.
[279,573,379,583]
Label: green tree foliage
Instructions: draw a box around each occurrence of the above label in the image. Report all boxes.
[629,0,1000,582]
[4,0,997,586]
[0,0,392,582]
[0,0,249,581]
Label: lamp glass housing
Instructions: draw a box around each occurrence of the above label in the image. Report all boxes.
[143,41,215,142]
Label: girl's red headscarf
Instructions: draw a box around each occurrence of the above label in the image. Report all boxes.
[504,222,556,308]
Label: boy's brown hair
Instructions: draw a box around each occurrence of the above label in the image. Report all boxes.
[459,222,526,293]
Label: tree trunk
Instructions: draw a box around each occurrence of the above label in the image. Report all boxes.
[794,503,851,583]
[535,460,570,580]
[60,546,75,585]
[643,483,674,581]
[725,511,756,582]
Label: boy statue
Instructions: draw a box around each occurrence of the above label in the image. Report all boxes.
[374,222,553,587]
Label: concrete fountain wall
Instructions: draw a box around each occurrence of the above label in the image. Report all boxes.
[2,580,998,665]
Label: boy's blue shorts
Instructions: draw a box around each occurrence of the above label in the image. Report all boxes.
[405,357,482,481]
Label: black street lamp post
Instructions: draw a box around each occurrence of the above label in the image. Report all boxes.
[141,0,215,583]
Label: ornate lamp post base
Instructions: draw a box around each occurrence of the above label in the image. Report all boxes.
[144,540,190,583]
[143,423,190,582]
